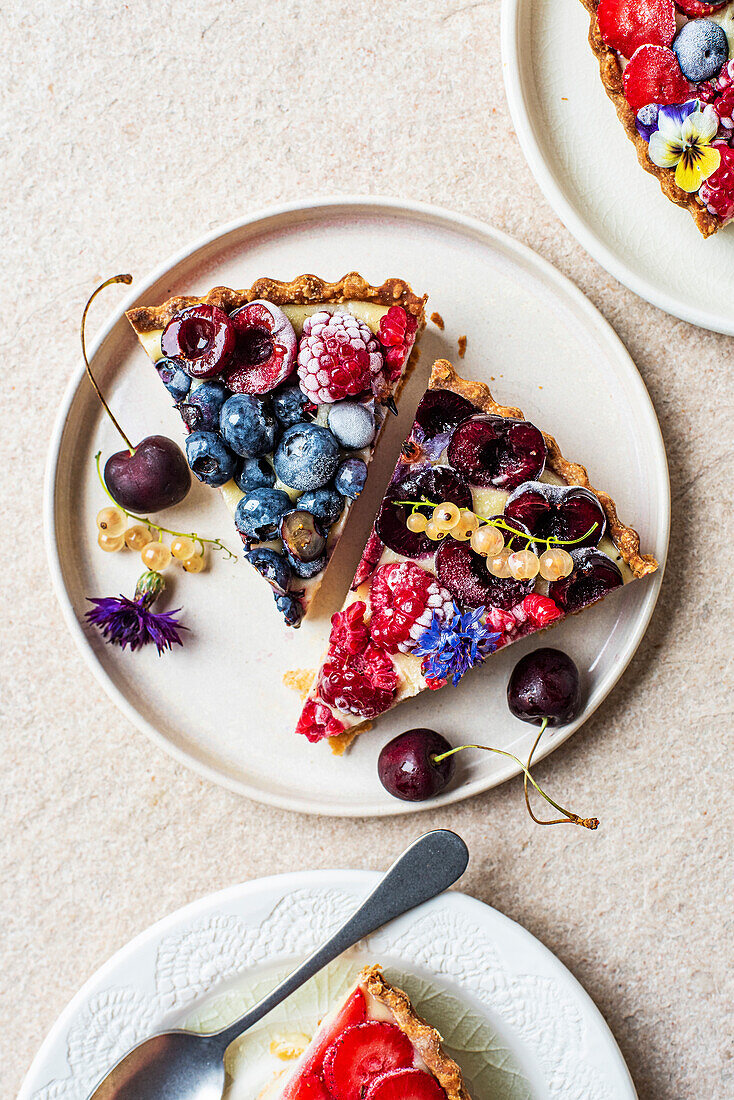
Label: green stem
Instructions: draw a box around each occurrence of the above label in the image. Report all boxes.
[81,275,135,452]
[95,452,238,561]
[433,726,599,830]
[394,500,597,550]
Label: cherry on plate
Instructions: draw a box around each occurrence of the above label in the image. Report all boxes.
[377,728,455,801]
[507,648,580,726]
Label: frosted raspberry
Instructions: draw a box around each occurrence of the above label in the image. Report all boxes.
[329,600,370,656]
[378,306,419,382]
[485,606,518,634]
[699,142,734,221]
[319,643,398,718]
[297,311,386,405]
[522,593,563,628]
[369,562,454,654]
[713,88,734,133]
[716,58,734,91]
[296,699,345,743]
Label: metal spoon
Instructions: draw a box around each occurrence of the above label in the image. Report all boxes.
[87,829,469,1100]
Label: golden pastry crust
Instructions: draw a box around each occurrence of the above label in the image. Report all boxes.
[127,271,427,332]
[360,966,472,1100]
[430,359,658,579]
[577,0,722,239]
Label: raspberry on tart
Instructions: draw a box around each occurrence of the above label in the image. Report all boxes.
[263,965,471,1100]
[293,360,658,752]
[127,273,426,626]
[580,0,734,235]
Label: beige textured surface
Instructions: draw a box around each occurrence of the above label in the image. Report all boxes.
[2,2,732,1098]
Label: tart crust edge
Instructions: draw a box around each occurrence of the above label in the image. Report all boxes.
[360,965,472,1100]
[430,359,659,579]
[577,0,721,239]
[127,272,427,332]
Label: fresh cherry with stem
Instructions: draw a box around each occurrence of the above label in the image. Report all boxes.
[82,275,191,513]
[378,647,597,827]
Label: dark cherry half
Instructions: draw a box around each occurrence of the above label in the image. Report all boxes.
[548,548,623,613]
[447,414,546,490]
[435,519,537,610]
[161,304,236,379]
[504,482,605,549]
[224,300,297,395]
[413,389,475,438]
[376,465,472,558]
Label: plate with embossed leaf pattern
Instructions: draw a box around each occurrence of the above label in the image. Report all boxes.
[19,870,636,1100]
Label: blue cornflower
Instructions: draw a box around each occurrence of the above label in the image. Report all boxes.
[414,603,501,687]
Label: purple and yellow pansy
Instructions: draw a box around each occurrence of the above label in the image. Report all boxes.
[640,100,721,194]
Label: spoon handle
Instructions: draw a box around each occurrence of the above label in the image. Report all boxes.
[211,829,468,1052]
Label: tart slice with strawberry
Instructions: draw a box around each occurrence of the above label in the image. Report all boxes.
[127,273,426,625]
[580,0,734,234]
[261,965,471,1100]
[294,360,658,751]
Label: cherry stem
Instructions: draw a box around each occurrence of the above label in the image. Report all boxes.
[432,725,599,830]
[394,500,597,549]
[81,275,135,453]
[95,452,238,561]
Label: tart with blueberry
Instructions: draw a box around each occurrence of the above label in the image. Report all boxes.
[127,273,426,625]
[580,0,734,234]
[261,965,471,1100]
[295,359,658,750]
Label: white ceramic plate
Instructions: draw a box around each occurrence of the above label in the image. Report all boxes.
[45,197,669,816]
[501,0,734,335]
[19,870,637,1100]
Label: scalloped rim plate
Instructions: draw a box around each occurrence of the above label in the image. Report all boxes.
[44,196,668,816]
[18,870,637,1099]
[501,0,734,335]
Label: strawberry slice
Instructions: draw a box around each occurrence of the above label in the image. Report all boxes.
[597,0,676,58]
[365,1068,447,1100]
[280,989,366,1100]
[323,1022,413,1100]
[290,1073,329,1100]
[623,44,694,109]
[675,1,728,15]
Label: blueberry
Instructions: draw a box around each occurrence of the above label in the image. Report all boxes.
[286,554,327,579]
[179,379,229,432]
[235,457,276,493]
[297,488,344,528]
[185,431,238,487]
[274,591,303,627]
[235,487,292,541]
[673,19,728,83]
[220,393,277,458]
[272,384,309,427]
[327,401,376,449]
[155,356,191,401]
[245,547,291,593]
[273,423,340,491]
[334,458,367,498]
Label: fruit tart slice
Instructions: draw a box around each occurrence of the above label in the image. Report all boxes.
[127,273,426,626]
[295,359,658,750]
[580,0,734,235]
[262,965,471,1100]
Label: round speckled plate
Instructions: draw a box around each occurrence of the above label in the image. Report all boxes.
[18,870,637,1100]
[501,0,734,335]
[44,197,668,816]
